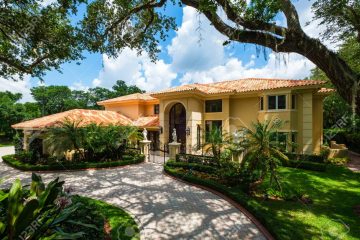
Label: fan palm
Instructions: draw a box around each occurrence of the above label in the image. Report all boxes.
[240,119,289,191]
[201,127,227,160]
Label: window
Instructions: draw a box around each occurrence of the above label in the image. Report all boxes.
[205,120,222,142]
[268,95,286,110]
[154,104,160,114]
[197,125,201,150]
[205,99,222,112]
[259,97,264,110]
[291,94,296,109]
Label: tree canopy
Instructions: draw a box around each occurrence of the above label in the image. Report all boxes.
[1,0,360,114]
[0,80,144,138]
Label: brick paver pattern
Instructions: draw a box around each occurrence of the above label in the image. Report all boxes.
[0,147,265,240]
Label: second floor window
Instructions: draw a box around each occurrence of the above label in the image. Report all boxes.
[205,99,222,112]
[154,104,160,114]
[268,95,286,110]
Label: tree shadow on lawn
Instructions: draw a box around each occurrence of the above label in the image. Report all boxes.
[258,165,360,239]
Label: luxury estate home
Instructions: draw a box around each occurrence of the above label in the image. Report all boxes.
[12,78,333,155]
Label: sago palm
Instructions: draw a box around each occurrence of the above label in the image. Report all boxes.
[241,119,289,191]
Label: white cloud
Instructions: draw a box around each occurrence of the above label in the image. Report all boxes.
[167,7,226,72]
[180,53,315,84]
[0,76,33,102]
[93,48,177,92]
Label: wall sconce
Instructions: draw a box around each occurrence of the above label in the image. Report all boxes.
[186,127,191,136]
[159,126,163,134]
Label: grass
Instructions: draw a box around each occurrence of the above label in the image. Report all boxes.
[72,196,140,240]
[2,154,144,171]
[164,164,360,240]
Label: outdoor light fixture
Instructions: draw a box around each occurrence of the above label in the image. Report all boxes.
[159,126,163,134]
[186,127,191,136]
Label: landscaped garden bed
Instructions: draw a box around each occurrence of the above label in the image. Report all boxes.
[2,153,144,171]
[164,161,360,240]
[0,173,139,240]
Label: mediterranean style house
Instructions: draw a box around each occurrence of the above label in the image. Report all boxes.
[12,78,333,155]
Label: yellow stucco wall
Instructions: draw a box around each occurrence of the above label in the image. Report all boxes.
[156,89,324,154]
[103,102,157,120]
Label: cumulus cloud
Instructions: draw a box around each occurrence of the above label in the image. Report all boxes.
[180,53,315,84]
[0,76,33,102]
[167,7,226,72]
[93,48,177,92]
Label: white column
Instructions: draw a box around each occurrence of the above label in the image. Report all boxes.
[139,140,151,162]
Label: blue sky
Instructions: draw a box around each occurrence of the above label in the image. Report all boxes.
[2,0,336,102]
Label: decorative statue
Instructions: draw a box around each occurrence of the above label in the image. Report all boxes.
[172,128,177,143]
[233,130,240,144]
[142,128,148,141]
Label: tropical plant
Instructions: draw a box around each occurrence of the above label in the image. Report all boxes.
[202,127,227,160]
[44,118,85,160]
[240,119,289,192]
[0,173,90,240]
[83,124,140,161]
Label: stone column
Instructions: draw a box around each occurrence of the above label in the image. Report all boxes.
[23,131,32,151]
[168,142,181,160]
[139,140,151,162]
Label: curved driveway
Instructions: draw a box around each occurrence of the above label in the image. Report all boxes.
[0,147,265,239]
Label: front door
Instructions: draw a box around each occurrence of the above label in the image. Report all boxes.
[169,103,186,153]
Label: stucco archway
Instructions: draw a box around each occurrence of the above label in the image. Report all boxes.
[163,102,187,153]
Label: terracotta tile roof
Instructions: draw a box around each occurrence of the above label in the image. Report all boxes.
[97,93,157,105]
[133,116,159,128]
[12,109,133,130]
[151,78,326,96]
[317,88,336,94]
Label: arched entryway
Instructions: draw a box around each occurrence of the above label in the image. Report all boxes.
[169,103,186,153]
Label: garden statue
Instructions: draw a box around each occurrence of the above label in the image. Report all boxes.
[233,130,241,144]
[172,128,177,143]
[142,128,148,141]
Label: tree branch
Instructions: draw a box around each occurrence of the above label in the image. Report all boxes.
[215,0,286,37]
[104,0,167,36]
[279,0,302,31]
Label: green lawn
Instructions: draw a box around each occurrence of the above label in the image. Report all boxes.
[165,164,360,240]
[257,166,360,239]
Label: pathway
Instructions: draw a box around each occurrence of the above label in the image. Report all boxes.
[0,147,266,240]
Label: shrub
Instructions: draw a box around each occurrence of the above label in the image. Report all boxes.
[283,160,327,172]
[326,157,349,166]
[166,160,217,174]
[176,154,219,166]
[285,153,325,163]
[0,173,93,239]
[2,154,145,171]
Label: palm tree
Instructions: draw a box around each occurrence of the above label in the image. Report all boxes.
[44,118,85,160]
[240,119,289,191]
[201,127,227,160]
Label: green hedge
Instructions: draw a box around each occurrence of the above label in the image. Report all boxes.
[285,152,325,163]
[2,154,144,171]
[166,160,218,174]
[176,154,219,166]
[283,160,327,172]
[164,164,274,238]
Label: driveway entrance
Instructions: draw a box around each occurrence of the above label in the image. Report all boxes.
[0,147,266,239]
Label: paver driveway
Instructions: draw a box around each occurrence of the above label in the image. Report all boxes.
[0,147,266,240]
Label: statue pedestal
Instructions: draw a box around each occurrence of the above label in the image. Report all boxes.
[139,140,151,162]
[232,150,245,163]
[168,142,181,160]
